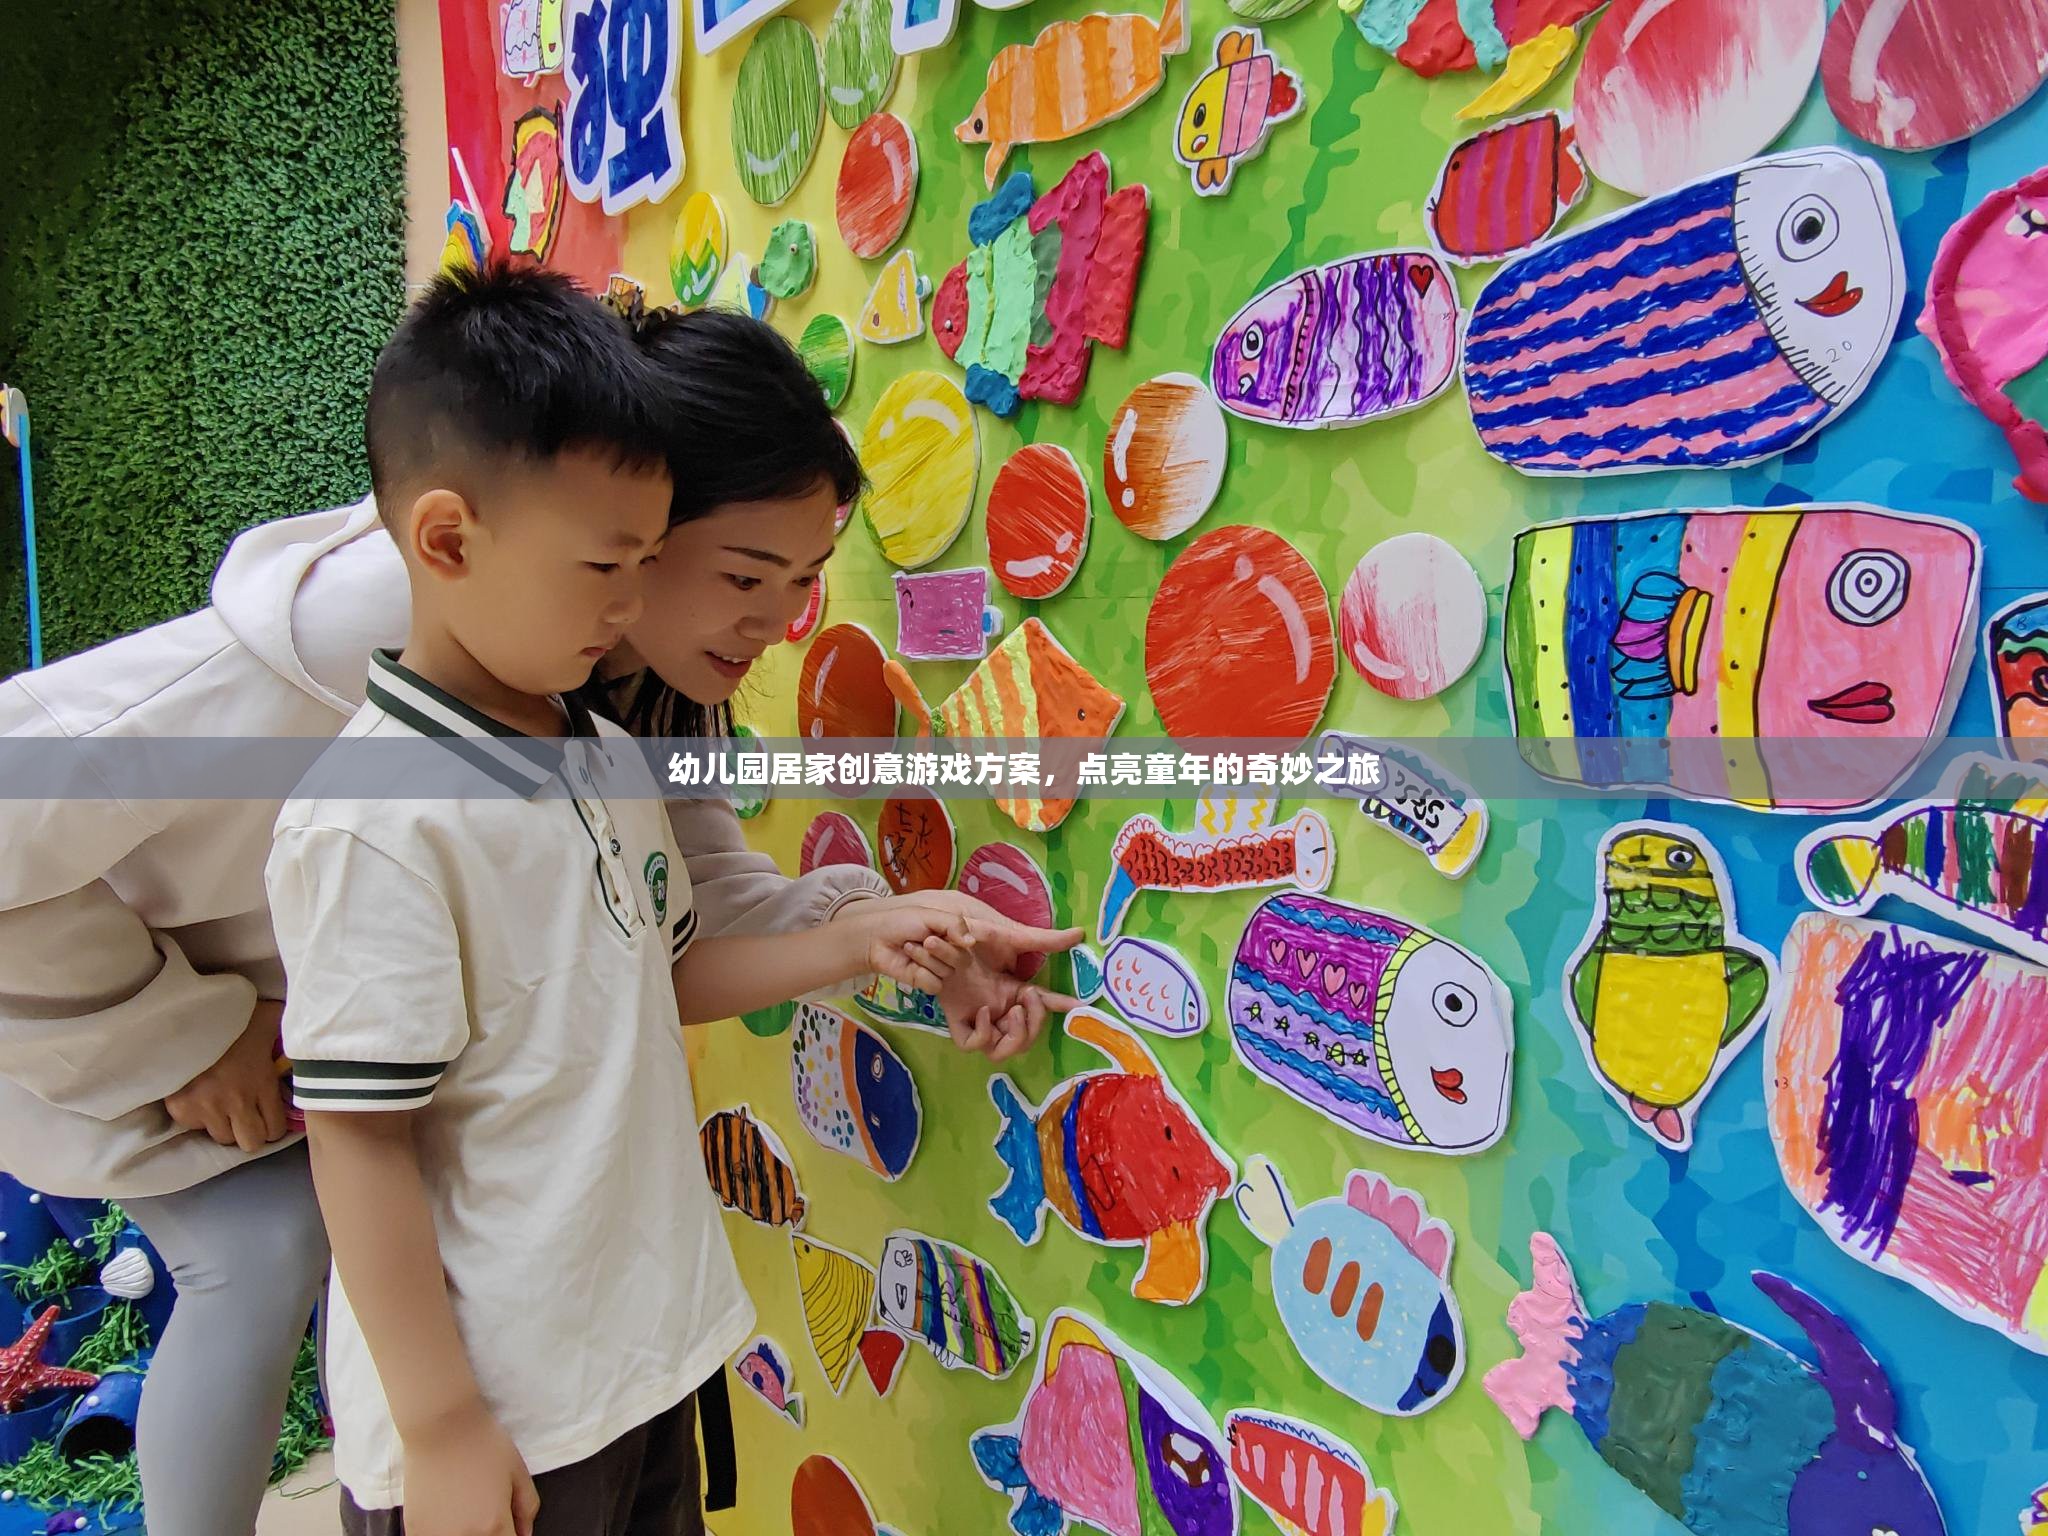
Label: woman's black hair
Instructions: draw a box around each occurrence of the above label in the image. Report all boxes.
[582,307,866,741]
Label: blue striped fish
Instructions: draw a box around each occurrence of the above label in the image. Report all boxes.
[1463,149,1901,475]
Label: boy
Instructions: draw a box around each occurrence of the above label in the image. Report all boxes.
[271,266,1036,1536]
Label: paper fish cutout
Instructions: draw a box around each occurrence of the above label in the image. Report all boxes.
[858,372,976,568]
[1567,824,1775,1150]
[1228,893,1514,1154]
[1573,0,1826,198]
[501,107,566,261]
[1799,757,2048,969]
[958,844,1056,977]
[440,200,488,276]
[957,0,1190,188]
[500,0,565,77]
[1504,506,1981,810]
[791,1002,922,1181]
[798,623,897,740]
[987,1009,1234,1305]
[1338,532,1484,701]
[1989,595,2048,756]
[1225,1411,1395,1536]
[792,1235,904,1396]
[1315,731,1490,879]
[734,1336,805,1426]
[1823,0,2048,151]
[876,1230,1035,1378]
[802,811,874,874]
[836,112,919,260]
[931,153,1149,419]
[1100,805,1335,944]
[852,973,944,1034]
[1174,28,1301,197]
[792,1454,904,1536]
[1427,110,1586,268]
[759,219,818,300]
[1487,1232,1947,1536]
[1102,937,1206,1037]
[1346,0,1599,78]
[1235,1157,1465,1417]
[669,192,729,311]
[1770,912,2048,1355]
[700,1105,807,1228]
[1104,374,1228,541]
[859,248,933,344]
[1214,251,1458,430]
[732,18,825,207]
[972,1310,1238,1536]
[987,444,1091,600]
[1920,164,2048,505]
[888,619,1127,833]
[824,0,900,129]
[894,568,1003,662]
[798,314,857,411]
[1466,148,1903,475]
[1145,525,1336,743]
[876,793,955,894]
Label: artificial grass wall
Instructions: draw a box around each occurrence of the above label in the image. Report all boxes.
[0,1,408,675]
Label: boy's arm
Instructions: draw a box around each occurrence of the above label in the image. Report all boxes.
[671,900,1082,1027]
[306,1111,537,1536]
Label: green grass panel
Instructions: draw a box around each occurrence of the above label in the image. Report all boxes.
[0,0,407,673]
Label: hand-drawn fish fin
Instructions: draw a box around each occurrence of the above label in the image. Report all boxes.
[1197,158,1229,191]
[984,141,1011,190]
[973,1431,1030,1489]
[1067,1007,1156,1076]
[1556,120,1587,205]
[1801,832,1883,913]
[882,659,934,739]
[1157,0,1189,55]
[1268,69,1300,119]
[988,1076,1048,1242]
[1217,28,1253,63]
[1752,1272,1902,1448]
[1482,1232,1587,1439]
[1347,1169,1452,1277]
[1135,1219,1204,1304]
[785,1393,805,1427]
[1232,1155,1295,1248]
[1567,947,1600,1036]
[1070,944,1105,1002]
[1097,823,1148,943]
[1722,947,1772,1043]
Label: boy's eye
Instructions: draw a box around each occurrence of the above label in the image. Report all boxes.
[586,562,620,574]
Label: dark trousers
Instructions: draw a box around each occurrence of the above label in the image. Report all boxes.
[340,1394,703,1536]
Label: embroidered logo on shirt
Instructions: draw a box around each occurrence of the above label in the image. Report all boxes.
[644,851,670,924]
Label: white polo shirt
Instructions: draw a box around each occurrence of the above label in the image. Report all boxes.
[267,650,751,1509]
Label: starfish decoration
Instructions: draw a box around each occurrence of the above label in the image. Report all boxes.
[1305,1031,1321,1050]
[1349,1049,1369,1068]
[0,1307,98,1414]
[1325,1042,1346,1065]
[1246,1001,1263,1022]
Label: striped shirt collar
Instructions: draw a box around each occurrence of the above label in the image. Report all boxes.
[364,649,599,798]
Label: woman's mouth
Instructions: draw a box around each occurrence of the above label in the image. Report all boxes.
[707,650,756,680]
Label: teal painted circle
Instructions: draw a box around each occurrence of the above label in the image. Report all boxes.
[823,0,898,130]
[732,18,825,208]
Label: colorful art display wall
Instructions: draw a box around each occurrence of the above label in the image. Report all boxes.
[442,2,2048,1530]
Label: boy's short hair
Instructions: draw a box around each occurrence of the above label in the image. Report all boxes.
[634,308,865,519]
[365,264,668,523]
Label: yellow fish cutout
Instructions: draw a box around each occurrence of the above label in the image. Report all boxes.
[860,248,932,344]
[857,370,978,568]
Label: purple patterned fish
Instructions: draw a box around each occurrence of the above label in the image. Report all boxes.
[1211,251,1461,429]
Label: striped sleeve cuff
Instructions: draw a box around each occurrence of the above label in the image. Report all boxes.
[670,907,699,962]
[291,1059,448,1113]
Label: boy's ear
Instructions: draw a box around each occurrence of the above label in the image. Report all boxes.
[406,488,479,581]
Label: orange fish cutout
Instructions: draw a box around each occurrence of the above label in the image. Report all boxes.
[957,0,1190,188]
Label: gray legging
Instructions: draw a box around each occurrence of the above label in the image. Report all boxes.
[123,1141,329,1536]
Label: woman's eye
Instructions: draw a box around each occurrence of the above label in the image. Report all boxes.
[795,575,818,590]
[728,574,761,592]
[586,562,620,574]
